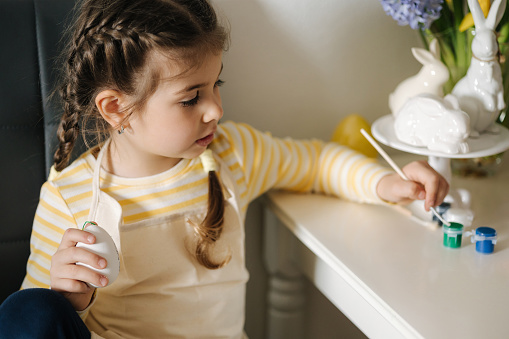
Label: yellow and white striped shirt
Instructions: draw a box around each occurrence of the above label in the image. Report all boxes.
[21,121,392,291]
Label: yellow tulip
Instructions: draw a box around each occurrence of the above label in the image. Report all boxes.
[459,0,491,32]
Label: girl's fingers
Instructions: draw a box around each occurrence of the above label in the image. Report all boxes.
[51,250,109,291]
[436,177,450,208]
[403,160,449,210]
[59,228,96,249]
[50,225,108,303]
[423,179,439,211]
[51,243,108,290]
[55,264,108,289]
[53,246,107,270]
[422,174,449,210]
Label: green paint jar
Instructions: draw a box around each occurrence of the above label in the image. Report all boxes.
[443,222,464,248]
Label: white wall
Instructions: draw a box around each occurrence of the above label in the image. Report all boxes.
[217,0,421,140]
[214,0,423,338]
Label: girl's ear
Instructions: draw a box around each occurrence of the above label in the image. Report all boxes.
[95,90,129,130]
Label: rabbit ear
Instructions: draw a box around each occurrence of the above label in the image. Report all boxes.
[485,0,506,30]
[412,47,437,66]
[468,0,486,29]
[429,39,441,59]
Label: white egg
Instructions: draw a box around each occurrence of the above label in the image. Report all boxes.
[76,224,120,288]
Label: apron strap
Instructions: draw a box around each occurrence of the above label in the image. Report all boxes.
[87,139,122,251]
[89,139,111,221]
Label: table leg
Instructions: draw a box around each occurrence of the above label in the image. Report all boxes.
[263,208,307,339]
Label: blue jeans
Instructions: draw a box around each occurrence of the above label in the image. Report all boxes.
[0,288,91,339]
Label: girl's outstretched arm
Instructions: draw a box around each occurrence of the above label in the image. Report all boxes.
[217,121,394,204]
[376,160,449,211]
[216,122,448,208]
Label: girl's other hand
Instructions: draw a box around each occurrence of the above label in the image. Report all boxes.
[376,160,449,211]
[50,228,108,311]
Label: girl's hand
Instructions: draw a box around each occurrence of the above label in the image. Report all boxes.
[50,227,109,311]
[376,160,449,211]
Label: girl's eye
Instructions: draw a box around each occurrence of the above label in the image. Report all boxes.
[180,80,223,107]
[181,92,200,107]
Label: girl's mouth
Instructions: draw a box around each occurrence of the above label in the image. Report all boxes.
[196,133,214,147]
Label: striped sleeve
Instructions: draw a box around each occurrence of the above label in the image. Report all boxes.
[219,121,393,204]
[21,181,77,290]
[314,143,394,203]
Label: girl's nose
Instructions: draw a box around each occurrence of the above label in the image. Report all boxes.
[203,96,223,123]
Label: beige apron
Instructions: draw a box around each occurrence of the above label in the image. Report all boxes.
[85,140,249,339]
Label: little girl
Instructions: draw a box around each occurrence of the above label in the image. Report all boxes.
[0,0,448,338]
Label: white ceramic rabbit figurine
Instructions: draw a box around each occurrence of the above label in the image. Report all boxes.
[389,39,450,116]
[451,0,506,135]
[394,93,471,154]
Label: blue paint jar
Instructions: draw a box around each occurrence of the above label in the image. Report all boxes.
[471,227,497,254]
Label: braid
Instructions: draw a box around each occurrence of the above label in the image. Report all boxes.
[194,171,229,269]
[53,91,80,172]
[53,14,106,170]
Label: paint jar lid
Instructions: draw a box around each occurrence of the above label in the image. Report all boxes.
[476,227,497,237]
[443,222,463,235]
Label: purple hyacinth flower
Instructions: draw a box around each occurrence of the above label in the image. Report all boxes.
[380,0,444,30]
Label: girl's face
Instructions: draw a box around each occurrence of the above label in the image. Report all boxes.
[110,52,224,177]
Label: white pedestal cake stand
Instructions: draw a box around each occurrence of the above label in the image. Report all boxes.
[372,115,509,225]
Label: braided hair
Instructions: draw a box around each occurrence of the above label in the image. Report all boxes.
[53,0,229,269]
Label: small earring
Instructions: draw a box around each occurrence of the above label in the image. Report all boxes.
[118,125,125,135]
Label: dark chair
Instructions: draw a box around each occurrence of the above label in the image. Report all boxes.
[0,0,78,303]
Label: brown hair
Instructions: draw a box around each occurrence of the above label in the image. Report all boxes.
[53,0,230,269]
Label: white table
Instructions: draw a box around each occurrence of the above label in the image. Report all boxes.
[262,154,509,339]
